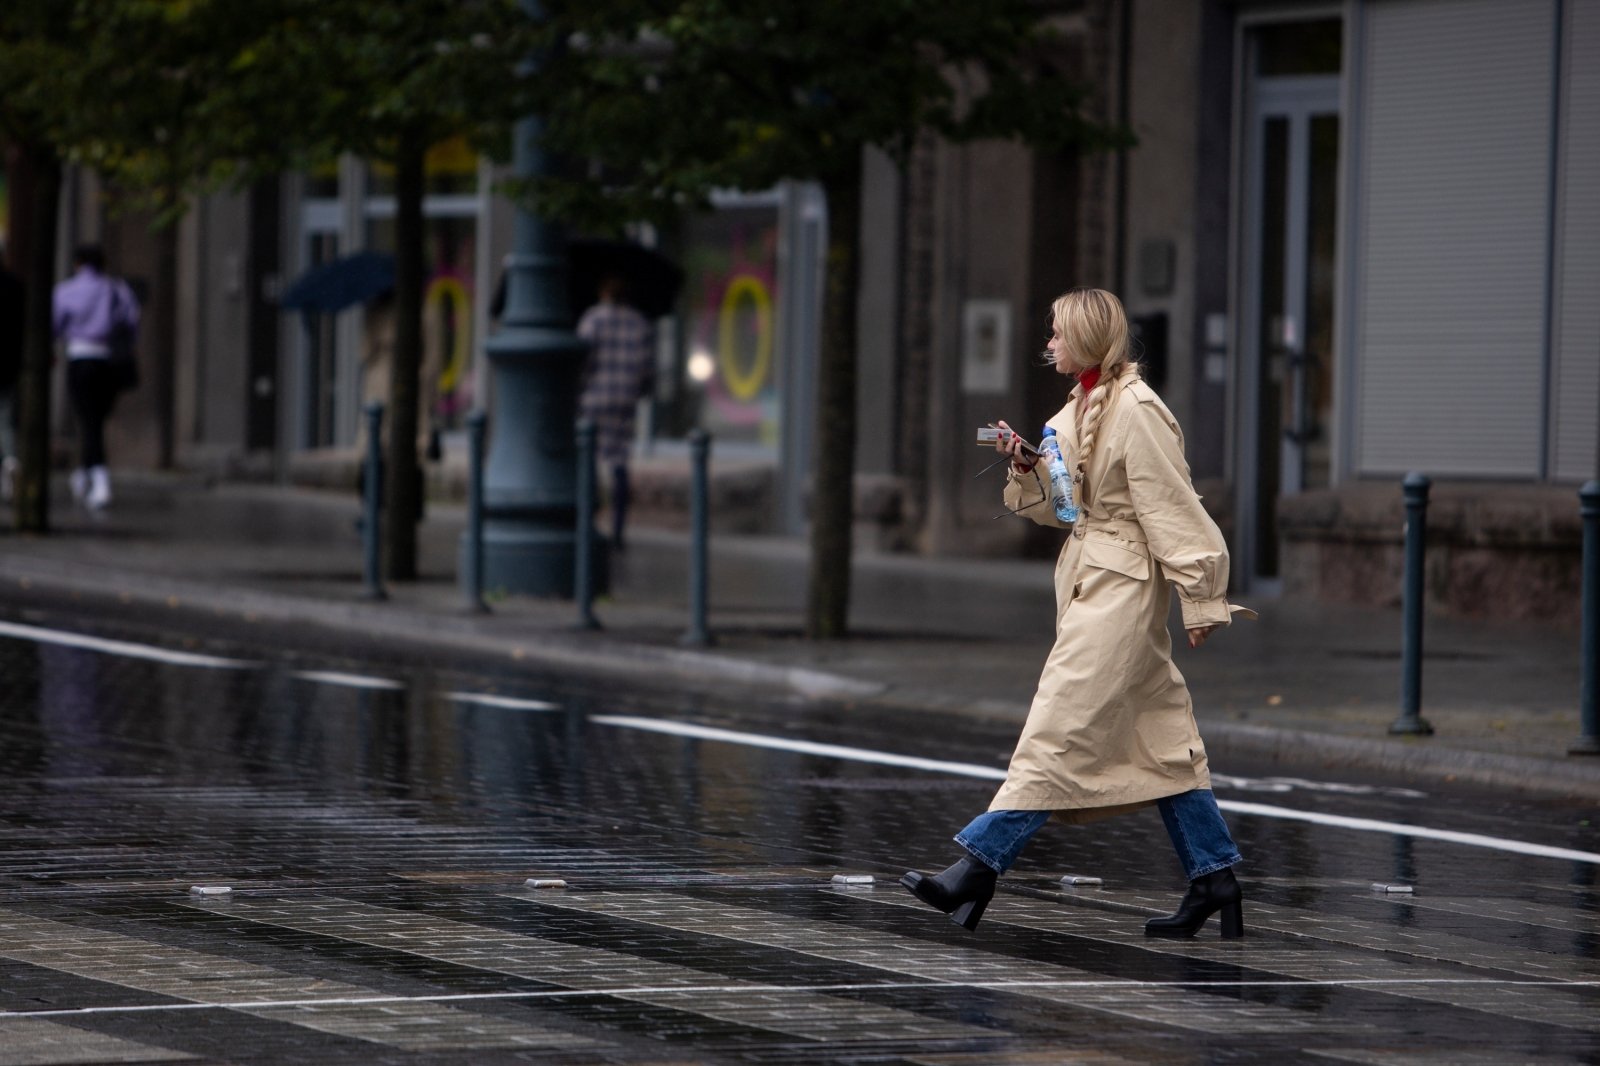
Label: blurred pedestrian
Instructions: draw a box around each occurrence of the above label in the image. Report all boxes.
[0,243,23,503]
[901,288,1256,939]
[52,244,139,511]
[577,274,654,550]
[356,290,435,520]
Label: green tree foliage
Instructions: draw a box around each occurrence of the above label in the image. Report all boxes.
[526,0,1118,637]
[72,1,291,473]
[3,0,533,567]
[1,0,306,523]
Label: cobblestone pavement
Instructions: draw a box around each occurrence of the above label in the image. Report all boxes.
[0,611,1597,1064]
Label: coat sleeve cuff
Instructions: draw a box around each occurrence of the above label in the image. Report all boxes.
[1181,596,1232,629]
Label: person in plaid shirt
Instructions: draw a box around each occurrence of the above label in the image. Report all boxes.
[577,276,655,549]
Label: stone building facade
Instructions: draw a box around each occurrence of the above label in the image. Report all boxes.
[41,0,1598,622]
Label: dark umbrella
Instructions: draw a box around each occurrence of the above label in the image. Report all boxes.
[280,250,395,314]
[566,238,684,320]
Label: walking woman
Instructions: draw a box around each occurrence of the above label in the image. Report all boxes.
[901,288,1254,939]
[52,245,139,512]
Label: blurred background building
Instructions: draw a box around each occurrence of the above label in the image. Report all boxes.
[18,0,1597,618]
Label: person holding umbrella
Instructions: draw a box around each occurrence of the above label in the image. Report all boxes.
[901,287,1255,939]
[577,273,655,551]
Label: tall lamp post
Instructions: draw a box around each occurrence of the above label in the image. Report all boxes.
[472,7,590,596]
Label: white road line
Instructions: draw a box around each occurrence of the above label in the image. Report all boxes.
[289,670,404,691]
[4,976,1596,1019]
[590,715,1010,780]
[0,620,255,669]
[0,621,411,692]
[1217,800,1600,866]
[1210,773,1425,799]
[589,715,1600,866]
[449,692,560,712]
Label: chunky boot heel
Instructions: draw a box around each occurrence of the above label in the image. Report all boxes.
[950,895,990,931]
[1145,868,1244,939]
[900,856,998,931]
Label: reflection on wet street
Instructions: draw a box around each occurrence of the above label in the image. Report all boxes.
[0,615,1597,1065]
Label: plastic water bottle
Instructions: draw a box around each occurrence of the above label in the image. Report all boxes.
[1039,427,1079,524]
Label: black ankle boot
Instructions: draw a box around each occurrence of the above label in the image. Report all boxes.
[1144,868,1244,939]
[899,856,998,931]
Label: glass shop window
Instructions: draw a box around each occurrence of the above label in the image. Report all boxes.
[660,204,783,450]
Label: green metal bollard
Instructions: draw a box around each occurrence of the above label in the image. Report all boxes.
[1389,472,1433,736]
[362,403,386,602]
[681,429,713,647]
[574,418,600,630]
[461,411,489,614]
[1571,481,1600,755]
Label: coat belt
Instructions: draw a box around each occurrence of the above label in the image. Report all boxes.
[1072,516,1146,543]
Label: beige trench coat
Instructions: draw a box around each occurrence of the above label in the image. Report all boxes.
[993,373,1253,823]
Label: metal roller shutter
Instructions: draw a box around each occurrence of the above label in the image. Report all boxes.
[1552,0,1600,482]
[1353,0,1555,478]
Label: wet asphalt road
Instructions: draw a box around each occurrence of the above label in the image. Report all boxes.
[0,604,1597,1065]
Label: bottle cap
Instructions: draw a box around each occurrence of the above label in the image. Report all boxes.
[1042,427,1057,437]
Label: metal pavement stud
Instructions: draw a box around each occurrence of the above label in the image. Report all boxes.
[830,874,875,885]
[1059,874,1103,887]
[1371,883,1415,894]
[189,885,232,897]
[525,878,568,889]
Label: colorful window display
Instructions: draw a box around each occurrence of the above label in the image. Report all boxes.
[674,205,782,450]
[365,214,478,438]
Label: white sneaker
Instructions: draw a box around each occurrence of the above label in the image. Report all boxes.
[86,465,111,511]
[69,468,87,501]
[0,457,15,503]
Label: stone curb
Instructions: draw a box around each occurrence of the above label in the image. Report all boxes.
[0,556,886,702]
[2,554,1596,801]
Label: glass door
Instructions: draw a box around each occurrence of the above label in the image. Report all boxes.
[1237,18,1342,586]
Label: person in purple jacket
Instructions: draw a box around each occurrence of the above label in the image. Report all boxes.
[52,245,139,511]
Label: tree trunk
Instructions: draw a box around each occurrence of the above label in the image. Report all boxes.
[383,132,425,581]
[805,164,863,639]
[13,144,61,533]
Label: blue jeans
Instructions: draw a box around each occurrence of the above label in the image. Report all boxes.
[954,789,1242,880]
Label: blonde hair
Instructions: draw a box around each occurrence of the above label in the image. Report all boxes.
[1049,288,1138,481]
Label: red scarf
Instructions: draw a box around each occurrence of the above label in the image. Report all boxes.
[1076,366,1102,395]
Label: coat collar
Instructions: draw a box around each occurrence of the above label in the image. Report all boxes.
[1069,368,1141,400]
[1063,370,1141,466]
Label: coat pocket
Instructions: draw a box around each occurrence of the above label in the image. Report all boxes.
[1081,537,1151,581]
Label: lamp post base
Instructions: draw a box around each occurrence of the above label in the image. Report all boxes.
[483,525,573,598]
[1388,715,1434,736]
[479,525,609,599]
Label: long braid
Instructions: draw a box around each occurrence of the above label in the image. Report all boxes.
[1048,288,1135,486]
[1074,362,1138,482]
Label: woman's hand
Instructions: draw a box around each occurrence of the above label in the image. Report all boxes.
[1186,624,1220,649]
[994,419,1035,473]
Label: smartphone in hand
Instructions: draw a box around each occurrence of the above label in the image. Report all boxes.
[976,425,1040,455]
